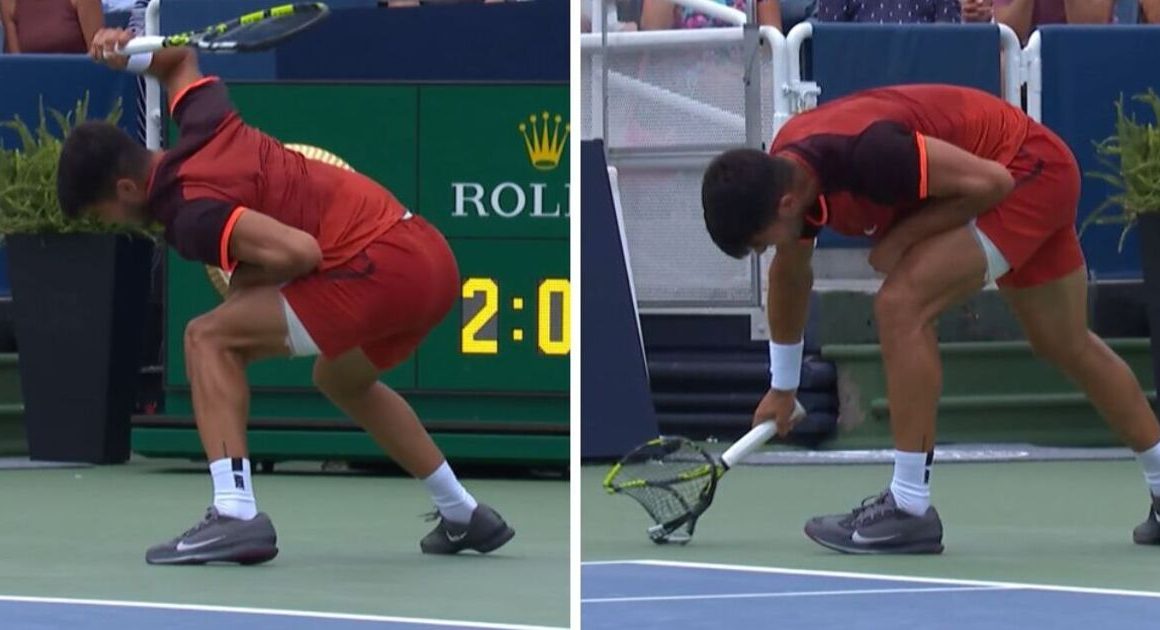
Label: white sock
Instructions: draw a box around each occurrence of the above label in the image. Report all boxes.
[890,450,932,516]
[209,457,257,520]
[422,461,478,524]
[1136,442,1160,497]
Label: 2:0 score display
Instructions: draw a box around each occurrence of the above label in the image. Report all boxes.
[461,277,570,356]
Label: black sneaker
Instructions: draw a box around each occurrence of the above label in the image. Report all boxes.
[804,490,944,555]
[146,508,279,566]
[420,503,514,555]
[1132,495,1160,545]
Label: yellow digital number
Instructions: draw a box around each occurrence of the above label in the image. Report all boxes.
[537,278,570,356]
[462,278,499,354]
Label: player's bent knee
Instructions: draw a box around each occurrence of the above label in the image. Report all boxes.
[183,314,222,355]
[873,285,924,333]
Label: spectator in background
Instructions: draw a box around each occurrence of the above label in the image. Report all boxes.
[994,0,1114,43]
[815,0,992,23]
[640,0,783,31]
[584,0,643,31]
[1,0,102,53]
[1144,0,1160,21]
[101,0,134,15]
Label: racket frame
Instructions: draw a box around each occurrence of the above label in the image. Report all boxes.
[605,399,807,544]
[117,3,329,55]
[603,436,720,545]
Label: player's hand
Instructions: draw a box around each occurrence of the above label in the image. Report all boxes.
[90,28,134,70]
[754,389,800,437]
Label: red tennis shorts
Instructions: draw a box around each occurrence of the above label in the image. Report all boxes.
[281,215,459,370]
[975,121,1086,289]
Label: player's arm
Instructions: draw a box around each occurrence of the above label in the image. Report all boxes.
[755,238,814,434]
[768,238,814,349]
[871,135,1013,273]
[169,202,321,288]
[88,27,204,109]
[226,211,322,288]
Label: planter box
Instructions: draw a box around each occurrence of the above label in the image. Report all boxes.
[6,233,153,464]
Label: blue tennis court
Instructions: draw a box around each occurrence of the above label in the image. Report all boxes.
[0,597,561,630]
[581,560,1160,629]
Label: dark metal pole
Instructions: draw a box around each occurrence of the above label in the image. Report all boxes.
[741,0,763,150]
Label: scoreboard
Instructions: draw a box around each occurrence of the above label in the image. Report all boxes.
[132,82,569,465]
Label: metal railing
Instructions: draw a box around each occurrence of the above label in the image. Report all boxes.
[581,22,784,308]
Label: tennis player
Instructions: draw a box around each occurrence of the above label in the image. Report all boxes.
[55,28,515,565]
[701,84,1160,554]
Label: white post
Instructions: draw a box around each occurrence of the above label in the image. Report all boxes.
[785,22,819,113]
[997,23,1023,108]
[1023,30,1042,122]
[144,0,162,150]
[761,25,790,138]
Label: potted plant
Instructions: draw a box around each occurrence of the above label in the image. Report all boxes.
[1084,89,1160,409]
[0,96,156,464]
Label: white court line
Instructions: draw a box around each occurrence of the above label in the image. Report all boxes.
[0,595,566,630]
[583,585,1013,604]
[581,560,1160,600]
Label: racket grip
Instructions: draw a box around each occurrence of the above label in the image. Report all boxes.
[119,36,167,56]
[721,399,806,469]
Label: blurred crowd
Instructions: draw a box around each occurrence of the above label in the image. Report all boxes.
[582,0,1160,42]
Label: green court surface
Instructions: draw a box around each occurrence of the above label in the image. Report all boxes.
[583,459,1160,591]
[0,460,568,628]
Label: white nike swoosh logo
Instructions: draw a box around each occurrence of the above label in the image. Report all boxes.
[863,226,878,236]
[175,536,225,552]
[446,531,468,543]
[851,531,897,544]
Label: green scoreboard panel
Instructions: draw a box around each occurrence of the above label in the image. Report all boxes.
[132,83,569,465]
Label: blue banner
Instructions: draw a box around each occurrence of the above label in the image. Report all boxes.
[581,140,659,459]
[1039,25,1160,280]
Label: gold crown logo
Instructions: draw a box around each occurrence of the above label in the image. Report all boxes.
[519,112,569,171]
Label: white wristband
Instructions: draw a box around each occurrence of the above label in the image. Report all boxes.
[769,340,803,391]
[126,52,154,74]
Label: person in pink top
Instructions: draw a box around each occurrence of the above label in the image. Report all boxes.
[994,0,1114,43]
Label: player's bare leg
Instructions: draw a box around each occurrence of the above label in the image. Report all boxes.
[313,349,515,554]
[875,226,989,455]
[147,285,291,565]
[312,349,444,477]
[1001,267,1160,543]
[804,225,987,554]
[185,286,292,460]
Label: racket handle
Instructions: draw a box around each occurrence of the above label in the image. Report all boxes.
[119,36,167,56]
[721,399,806,469]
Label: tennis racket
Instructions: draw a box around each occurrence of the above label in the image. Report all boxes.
[117,3,329,55]
[604,399,806,545]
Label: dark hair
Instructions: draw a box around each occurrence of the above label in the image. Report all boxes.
[701,148,794,259]
[57,122,151,218]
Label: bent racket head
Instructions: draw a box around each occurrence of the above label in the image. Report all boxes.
[119,3,329,55]
[604,435,720,545]
[198,3,330,52]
